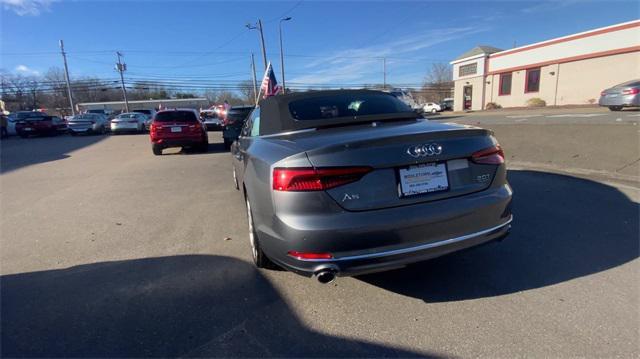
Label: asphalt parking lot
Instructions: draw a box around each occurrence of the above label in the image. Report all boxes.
[1,110,638,357]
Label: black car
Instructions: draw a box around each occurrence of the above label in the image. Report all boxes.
[222,106,254,150]
[440,99,453,111]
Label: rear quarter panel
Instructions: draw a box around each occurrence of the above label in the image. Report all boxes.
[241,137,311,235]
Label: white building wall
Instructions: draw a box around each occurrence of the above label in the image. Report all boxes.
[452,56,486,81]
[489,21,639,73]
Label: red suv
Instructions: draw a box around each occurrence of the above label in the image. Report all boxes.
[149,109,208,155]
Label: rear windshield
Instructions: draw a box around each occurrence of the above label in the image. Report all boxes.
[75,114,97,120]
[201,112,217,119]
[16,112,45,119]
[117,114,138,119]
[227,108,252,121]
[23,116,47,121]
[155,111,198,122]
[616,79,640,87]
[133,110,151,115]
[289,93,412,121]
[87,110,105,114]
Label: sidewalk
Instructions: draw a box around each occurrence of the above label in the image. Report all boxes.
[447,105,610,117]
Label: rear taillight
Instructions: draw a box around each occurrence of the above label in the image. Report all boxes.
[273,167,372,191]
[471,145,505,165]
[287,251,333,260]
[150,123,158,133]
[622,88,639,95]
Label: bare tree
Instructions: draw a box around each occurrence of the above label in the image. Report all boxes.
[420,63,453,103]
[238,80,256,104]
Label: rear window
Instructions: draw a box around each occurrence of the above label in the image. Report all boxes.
[227,109,252,121]
[616,80,640,87]
[201,112,217,119]
[155,111,198,122]
[87,110,105,114]
[289,93,411,121]
[75,114,97,120]
[24,116,47,121]
[133,110,151,115]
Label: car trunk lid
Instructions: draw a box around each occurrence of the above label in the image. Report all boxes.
[273,120,501,211]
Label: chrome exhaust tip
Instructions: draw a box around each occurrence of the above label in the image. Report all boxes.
[315,270,337,284]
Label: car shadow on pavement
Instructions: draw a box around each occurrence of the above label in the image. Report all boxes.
[161,142,229,156]
[0,255,431,358]
[0,134,107,174]
[359,170,639,303]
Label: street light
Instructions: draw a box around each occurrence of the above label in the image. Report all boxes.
[246,20,268,70]
[279,17,292,94]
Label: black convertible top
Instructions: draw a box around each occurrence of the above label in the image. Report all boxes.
[258,89,418,136]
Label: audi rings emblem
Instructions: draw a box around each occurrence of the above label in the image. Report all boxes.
[406,143,443,158]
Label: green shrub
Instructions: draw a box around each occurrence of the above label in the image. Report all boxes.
[485,102,502,110]
[526,98,546,107]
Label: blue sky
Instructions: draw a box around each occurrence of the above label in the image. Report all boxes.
[1,0,638,89]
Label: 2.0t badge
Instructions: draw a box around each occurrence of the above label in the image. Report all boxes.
[406,143,443,158]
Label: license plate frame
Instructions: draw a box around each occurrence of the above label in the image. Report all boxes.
[171,126,182,133]
[398,162,449,197]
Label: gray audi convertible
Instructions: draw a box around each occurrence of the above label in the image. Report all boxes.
[231,90,512,283]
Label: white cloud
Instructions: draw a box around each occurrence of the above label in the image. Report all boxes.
[520,0,580,14]
[1,0,56,16]
[15,64,40,76]
[290,26,489,86]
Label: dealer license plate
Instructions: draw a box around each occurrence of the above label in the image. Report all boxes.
[399,162,449,197]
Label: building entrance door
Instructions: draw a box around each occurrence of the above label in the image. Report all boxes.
[463,85,472,110]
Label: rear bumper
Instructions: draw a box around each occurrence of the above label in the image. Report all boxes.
[259,183,513,277]
[111,123,140,131]
[152,137,204,148]
[598,94,639,107]
[205,122,223,130]
[68,124,99,133]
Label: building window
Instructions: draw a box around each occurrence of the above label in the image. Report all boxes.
[525,68,541,93]
[459,63,477,77]
[499,73,512,96]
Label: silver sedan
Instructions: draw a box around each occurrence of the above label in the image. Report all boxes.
[599,79,640,111]
[110,113,147,134]
[68,113,109,135]
[231,90,512,284]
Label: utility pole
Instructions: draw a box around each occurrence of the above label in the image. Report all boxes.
[383,57,387,90]
[250,53,258,105]
[247,20,268,70]
[116,51,129,113]
[59,40,76,115]
[279,17,292,94]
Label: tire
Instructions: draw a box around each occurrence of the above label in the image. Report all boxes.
[70,131,77,136]
[223,138,231,150]
[152,144,163,156]
[198,139,208,152]
[246,197,276,269]
[139,124,145,133]
[431,108,437,113]
[609,106,623,111]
